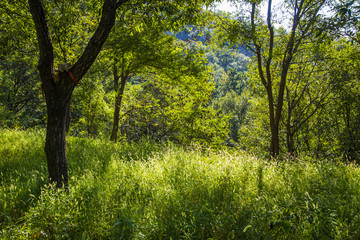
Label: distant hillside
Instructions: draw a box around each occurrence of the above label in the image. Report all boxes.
[175,26,254,58]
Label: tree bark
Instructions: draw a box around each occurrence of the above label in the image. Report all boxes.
[29,0,128,187]
[65,101,72,134]
[44,74,75,188]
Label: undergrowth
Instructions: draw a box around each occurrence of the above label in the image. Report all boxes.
[1,129,360,239]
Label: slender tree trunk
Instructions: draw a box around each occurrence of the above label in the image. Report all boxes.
[110,64,127,142]
[285,99,295,155]
[286,132,295,155]
[258,0,280,158]
[267,87,280,158]
[286,93,295,155]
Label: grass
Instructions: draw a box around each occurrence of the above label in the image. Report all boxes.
[1,129,360,239]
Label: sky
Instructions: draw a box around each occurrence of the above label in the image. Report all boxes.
[215,0,236,13]
[215,0,284,14]
[214,0,290,28]
[215,0,332,20]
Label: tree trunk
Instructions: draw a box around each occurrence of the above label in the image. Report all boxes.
[286,132,295,156]
[270,129,280,158]
[267,87,280,158]
[286,99,295,155]
[44,74,75,188]
[65,101,71,134]
[110,64,127,142]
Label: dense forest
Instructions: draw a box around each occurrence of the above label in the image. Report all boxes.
[1,0,360,239]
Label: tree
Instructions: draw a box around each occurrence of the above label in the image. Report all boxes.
[282,41,337,155]
[105,22,200,142]
[28,0,129,187]
[105,2,216,142]
[0,2,44,128]
[238,38,360,160]
[218,0,328,157]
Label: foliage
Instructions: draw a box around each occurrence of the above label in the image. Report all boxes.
[0,1,36,56]
[213,0,330,157]
[1,0,360,187]
[206,47,250,144]
[206,47,249,98]
[241,38,360,160]
[119,77,229,146]
[309,40,360,161]
[2,130,360,239]
[237,86,271,156]
[70,68,113,138]
[0,54,45,128]
[42,0,102,65]
[67,38,229,146]
[330,0,360,43]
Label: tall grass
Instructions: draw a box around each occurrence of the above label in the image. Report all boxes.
[1,129,360,239]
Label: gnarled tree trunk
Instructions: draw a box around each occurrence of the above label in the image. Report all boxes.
[29,0,128,187]
[44,74,75,187]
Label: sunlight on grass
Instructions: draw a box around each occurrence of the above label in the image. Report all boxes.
[1,129,360,239]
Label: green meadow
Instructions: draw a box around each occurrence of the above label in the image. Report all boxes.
[1,129,360,239]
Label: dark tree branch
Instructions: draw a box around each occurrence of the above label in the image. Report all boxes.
[28,0,54,79]
[71,0,129,81]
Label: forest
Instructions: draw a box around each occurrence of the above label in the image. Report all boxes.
[1,0,360,239]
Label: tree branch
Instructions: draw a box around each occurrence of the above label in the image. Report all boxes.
[28,0,54,79]
[71,0,129,81]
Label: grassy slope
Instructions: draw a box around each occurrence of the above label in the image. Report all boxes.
[1,129,360,239]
